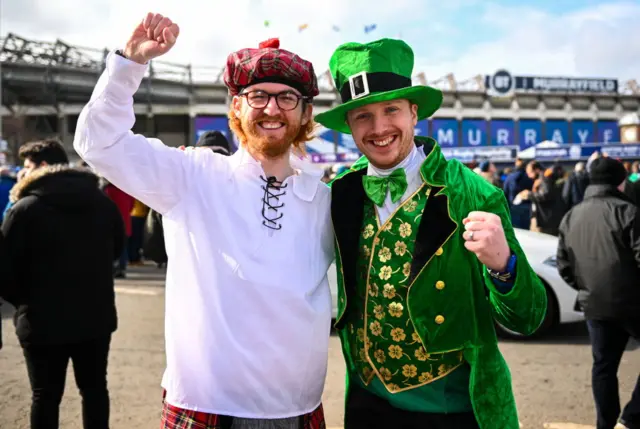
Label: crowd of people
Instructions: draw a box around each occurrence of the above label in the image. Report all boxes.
[0,11,637,429]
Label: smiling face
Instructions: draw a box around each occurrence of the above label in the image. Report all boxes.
[346,99,418,170]
[231,82,312,159]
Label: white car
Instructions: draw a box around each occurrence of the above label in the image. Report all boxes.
[327,228,584,338]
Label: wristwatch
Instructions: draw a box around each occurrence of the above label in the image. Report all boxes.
[115,49,127,59]
[487,252,517,282]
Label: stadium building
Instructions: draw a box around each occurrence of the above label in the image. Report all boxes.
[1,33,639,166]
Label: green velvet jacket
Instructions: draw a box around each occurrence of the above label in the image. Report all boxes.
[330,137,548,429]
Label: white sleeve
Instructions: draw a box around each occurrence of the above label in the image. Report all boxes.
[73,50,195,215]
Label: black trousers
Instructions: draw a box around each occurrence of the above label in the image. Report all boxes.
[22,335,112,429]
[587,319,640,429]
[344,382,480,429]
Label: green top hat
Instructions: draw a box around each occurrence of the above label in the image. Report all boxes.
[314,38,443,134]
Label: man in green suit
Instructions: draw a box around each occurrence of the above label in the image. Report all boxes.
[315,39,547,429]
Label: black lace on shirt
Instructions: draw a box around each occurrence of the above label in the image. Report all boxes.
[260,175,288,230]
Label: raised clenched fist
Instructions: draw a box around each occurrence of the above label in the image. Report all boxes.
[123,12,180,65]
[462,211,511,272]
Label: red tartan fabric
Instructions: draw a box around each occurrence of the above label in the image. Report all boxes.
[160,392,326,429]
[223,38,319,97]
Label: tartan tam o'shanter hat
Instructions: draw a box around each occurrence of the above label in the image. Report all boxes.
[314,38,443,134]
[223,38,319,98]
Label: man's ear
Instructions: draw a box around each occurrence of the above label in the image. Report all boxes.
[232,96,243,117]
[301,102,313,126]
[411,103,418,126]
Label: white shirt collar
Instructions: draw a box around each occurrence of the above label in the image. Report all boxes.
[227,145,324,202]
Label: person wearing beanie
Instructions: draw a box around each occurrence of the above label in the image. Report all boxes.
[74,12,332,428]
[196,130,232,155]
[557,156,640,429]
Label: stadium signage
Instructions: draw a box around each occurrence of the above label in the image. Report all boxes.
[485,70,618,96]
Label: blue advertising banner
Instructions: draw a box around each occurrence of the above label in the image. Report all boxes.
[597,121,620,144]
[599,144,640,159]
[431,119,458,146]
[571,120,595,144]
[517,119,543,149]
[462,119,488,147]
[415,119,429,137]
[194,116,231,145]
[545,120,569,144]
[441,146,518,163]
[490,119,515,146]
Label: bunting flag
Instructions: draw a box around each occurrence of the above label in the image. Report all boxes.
[332,25,341,32]
[364,24,377,34]
[264,20,270,27]
[298,23,309,32]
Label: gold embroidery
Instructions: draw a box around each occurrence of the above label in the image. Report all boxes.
[378,246,392,262]
[362,245,371,259]
[374,349,386,364]
[379,367,392,381]
[368,283,379,297]
[399,222,412,238]
[356,328,365,342]
[404,200,418,213]
[388,345,403,359]
[402,262,411,277]
[373,305,385,320]
[383,284,396,299]
[415,346,429,361]
[388,302,403,317]
[419,372,434,383]
[379,266,392,280]
[369,320,382,336]
[402,364,418,379]
[390,327,406,342]
[394,241,407,257]
[363,224,374,239]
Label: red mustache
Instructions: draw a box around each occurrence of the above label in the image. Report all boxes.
[255,115,288,126]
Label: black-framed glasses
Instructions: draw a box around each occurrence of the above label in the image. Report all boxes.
[239,90,309,111]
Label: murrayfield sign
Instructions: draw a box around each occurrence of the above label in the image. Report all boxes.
[485,69,619,96]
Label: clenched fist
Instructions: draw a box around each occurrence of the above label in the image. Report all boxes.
[462,211,511,272]
[124,12,180,65]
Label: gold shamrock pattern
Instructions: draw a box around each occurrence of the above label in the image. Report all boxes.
[345,183,465,393]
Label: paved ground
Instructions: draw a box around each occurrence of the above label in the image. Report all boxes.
[1,264,638,429]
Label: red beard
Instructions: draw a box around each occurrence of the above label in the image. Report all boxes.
[242,114,301,159]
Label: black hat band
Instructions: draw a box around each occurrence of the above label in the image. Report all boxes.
[339,71,412,103]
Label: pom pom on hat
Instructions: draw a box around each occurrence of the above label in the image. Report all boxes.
[259,38,280,49]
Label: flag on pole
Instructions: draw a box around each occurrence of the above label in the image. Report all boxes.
[332,25,340,32]
[364,24,377,34]
[264,20,270,27]
[298,23,309,32]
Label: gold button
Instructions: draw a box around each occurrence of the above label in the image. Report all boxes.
[435,247,443,256]
[435,281,445,290]
[435,315,445,324]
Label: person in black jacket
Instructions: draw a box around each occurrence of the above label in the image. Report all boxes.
[0,139,125,429]
[557,157,640,429]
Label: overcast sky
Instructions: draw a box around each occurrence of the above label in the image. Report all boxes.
[2,0,640,84]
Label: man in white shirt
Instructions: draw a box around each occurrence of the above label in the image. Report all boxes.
[74,12,334,429]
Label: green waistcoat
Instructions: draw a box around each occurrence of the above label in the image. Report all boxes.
[341,182,472,412]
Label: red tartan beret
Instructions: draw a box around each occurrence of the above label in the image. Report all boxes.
[223,38,319,98]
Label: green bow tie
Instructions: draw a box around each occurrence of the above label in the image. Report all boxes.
[362,168,408,207]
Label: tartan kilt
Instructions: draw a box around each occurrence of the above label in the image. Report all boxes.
[160,392,326,429]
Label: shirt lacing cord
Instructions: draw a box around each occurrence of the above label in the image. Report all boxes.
[260,175,288,230]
